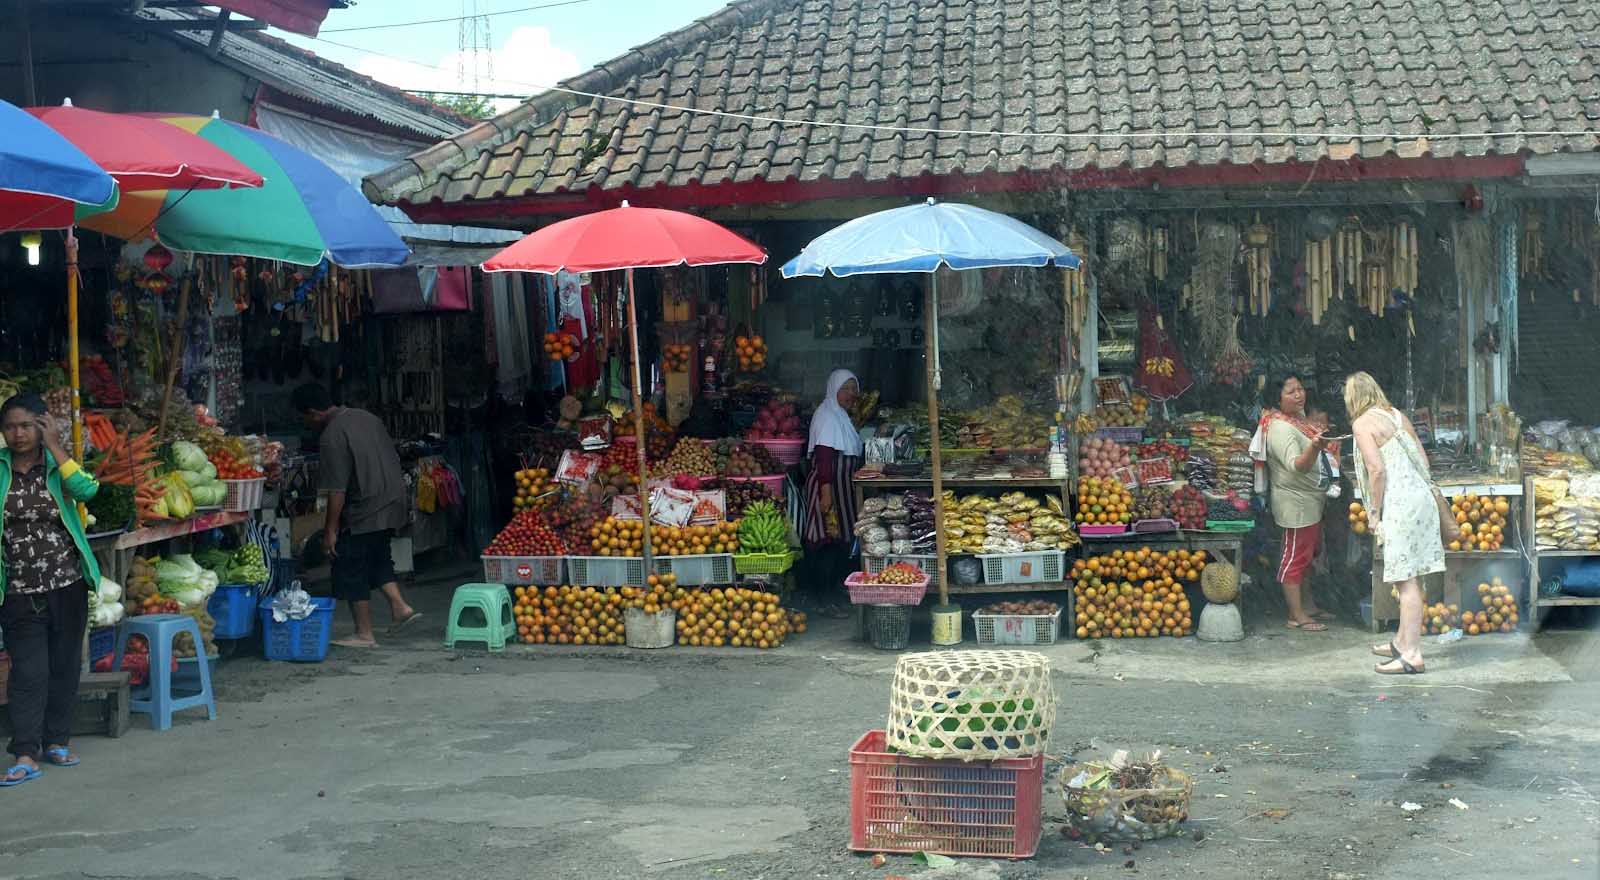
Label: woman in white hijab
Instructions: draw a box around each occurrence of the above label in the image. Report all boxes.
[801,370,864,610]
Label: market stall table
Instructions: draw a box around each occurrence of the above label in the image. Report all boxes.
[1361,480,1525,633]
[1522,475,1600,630]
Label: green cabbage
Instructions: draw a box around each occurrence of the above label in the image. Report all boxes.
[178,469,208,487]
[162,473,194,519]
[170,441,208,472]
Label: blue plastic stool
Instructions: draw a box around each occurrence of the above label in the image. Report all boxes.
[444,584,514,651]
[112,614,218,731]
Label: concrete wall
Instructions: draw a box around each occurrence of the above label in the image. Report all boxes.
[1,17,255,120]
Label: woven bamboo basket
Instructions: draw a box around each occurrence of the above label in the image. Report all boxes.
[885,650,1056,761]
[1061,763,1194,843]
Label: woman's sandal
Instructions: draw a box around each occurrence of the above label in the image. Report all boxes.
[1371,641,1400,659]
[43,747,79,767]
[1286,620,1328,632]
[1375,656,1425,675]
[0,764,40,787]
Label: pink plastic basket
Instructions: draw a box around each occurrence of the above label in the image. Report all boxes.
[845,571,928,605]
[721,474,785,498]
[848,729,1044,858]
[755,438,805,465]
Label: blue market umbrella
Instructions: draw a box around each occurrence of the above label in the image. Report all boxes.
[0,97,117,230]
[780,199,1080,612]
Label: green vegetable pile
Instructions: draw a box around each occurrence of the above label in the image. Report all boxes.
[86,484,135,532]
[224,544,270,585]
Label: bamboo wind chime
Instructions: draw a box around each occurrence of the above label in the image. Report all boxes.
[1304,236,1334,325]
[1390,220,1419,299]
[1243,214,1273,316]
[1520,208,1546,281]
[1334,216,1363,297]
[1062,227,1090,329]
[1150,225,1169,282]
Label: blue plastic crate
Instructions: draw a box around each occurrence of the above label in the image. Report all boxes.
[258,596,335,662]
[207,584,257,639]
[88,625,117,664]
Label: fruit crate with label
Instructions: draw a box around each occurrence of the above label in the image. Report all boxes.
[482,556,566,586]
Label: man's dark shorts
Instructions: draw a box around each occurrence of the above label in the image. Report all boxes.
[331,529,396,602]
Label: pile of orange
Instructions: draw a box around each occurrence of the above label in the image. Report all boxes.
[512,584,625,645]
[1070,547,1203,639]
[513,467,553,510]
[1424,600,1460,635]
[734,335,767,371]
[672,585,802,648]
[1348,501,1370,535]
[543,332,578,361]
[663,343,693,372]
[1467,578,1519,634]
[1448,494,1511,552]
[590,517,645,556]
[620,574,678,612]
[1075,476,1134,525]
[654,522,741,556]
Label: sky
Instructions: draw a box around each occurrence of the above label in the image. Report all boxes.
[276,0,732,108]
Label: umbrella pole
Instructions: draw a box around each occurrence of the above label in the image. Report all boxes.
[926,273,953,612]
[157,276,192,440]
[66,229,83,462]
[626,267,654,573]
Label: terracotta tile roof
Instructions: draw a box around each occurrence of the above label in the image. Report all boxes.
[365,0,1600,211]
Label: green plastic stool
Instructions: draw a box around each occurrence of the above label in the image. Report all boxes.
[444,584,515,651]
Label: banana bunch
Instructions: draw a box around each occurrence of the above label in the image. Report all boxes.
[737,500,789,554]
[1072,413,1098,436]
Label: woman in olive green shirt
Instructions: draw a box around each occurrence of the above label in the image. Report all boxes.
[1260,375,1334,631]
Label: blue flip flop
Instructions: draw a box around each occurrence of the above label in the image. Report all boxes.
[0,764,41,787]
[44,748,79,767]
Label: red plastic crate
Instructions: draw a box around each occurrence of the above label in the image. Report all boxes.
[848,729,1043,858]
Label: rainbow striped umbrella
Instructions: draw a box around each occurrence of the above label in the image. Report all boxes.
[83,113,407,267]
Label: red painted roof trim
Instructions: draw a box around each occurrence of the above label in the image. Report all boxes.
[396,154,1527,224]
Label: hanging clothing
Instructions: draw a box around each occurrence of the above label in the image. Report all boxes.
[1355,408,1447,583]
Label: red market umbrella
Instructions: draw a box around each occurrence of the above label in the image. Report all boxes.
[483,201,767,567]
[29,103,264,193]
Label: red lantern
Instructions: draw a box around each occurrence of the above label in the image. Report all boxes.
[143,244,173,273]
[142,272,172,294]
[231,256,247,283]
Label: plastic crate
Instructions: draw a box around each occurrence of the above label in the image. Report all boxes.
[1133,518,1179,534]
[755,438,805,465]
[1093,427,1144,444]
[567,555,646,587]
[848,729,1044,858]
[653,553,735,586]
[481,556,565,586]
[866,605,910,649]
[977,551,1065,586]
[734,551,795,574]
[258,596,335,662]
[207,584,257,639]
[1203,519,1256,532]
[974,608,1063,646]
[223,478,266,512]
[845,571,928,605]
[1079,524,1129,537]
[863,554,942,590]
[88,625,117,665]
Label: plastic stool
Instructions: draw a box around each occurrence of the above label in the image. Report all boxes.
[112,615,217,731]
[444,584,514,651]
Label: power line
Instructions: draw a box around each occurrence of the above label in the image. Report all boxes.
[320,0,597,34]
[313,33,1600,145]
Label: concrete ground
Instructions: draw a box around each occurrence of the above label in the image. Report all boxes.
[2,565,1597,880]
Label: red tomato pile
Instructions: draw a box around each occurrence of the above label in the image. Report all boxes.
[1138,439,1189,463]
[484,510,566,557]
[209,448,264,480]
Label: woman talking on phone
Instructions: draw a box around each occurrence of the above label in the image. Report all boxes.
[0,394,101,786]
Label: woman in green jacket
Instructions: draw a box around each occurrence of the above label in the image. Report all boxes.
[0,394,100,786]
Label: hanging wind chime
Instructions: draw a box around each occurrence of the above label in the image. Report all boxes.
[1390,220,1419,299]
[1304,236,1334,325]
[1150,225,1169,282]
[1334,215,1363,296]
[1243,213,1273,316]
[1062,226,1090,331]
[1520,208,1546,281]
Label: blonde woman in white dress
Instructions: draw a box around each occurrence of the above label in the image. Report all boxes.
[1346,372,1445,675]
